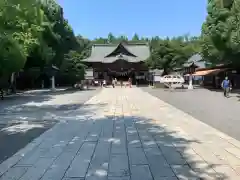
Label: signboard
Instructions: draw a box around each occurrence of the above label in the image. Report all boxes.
[154,75,161,82]
[85,69,93,80]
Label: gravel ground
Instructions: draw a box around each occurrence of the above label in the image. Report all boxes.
[141,87,240,141]
[0,88,101,163]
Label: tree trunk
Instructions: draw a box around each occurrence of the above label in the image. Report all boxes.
[10,72,16,93]
[162,69,168,76]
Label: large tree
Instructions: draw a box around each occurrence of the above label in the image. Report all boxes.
[147,38,190,74]
[0,0,87,90]
[201,0,240,66]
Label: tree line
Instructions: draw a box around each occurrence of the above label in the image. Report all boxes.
[1,0,239,91]
[0,0,87,91]
[86,34,201,75]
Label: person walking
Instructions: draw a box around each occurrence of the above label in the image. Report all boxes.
[221,76,231,98]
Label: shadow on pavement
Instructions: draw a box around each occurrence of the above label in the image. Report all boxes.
[0,107,228,179]
[0,120,56,164]
[124,116,227,179]
[0,88,99,114]
[0,101,103,165]
[0,89,100,165]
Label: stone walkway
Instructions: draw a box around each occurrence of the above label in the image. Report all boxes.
[1,87,240,179]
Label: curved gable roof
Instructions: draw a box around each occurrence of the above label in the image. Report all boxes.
[105,43,137,57]
[83,42,150,63]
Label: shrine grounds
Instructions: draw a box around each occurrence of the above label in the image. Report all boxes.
[1,87,240,179]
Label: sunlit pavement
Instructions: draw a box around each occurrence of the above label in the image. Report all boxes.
[1,87,240,179]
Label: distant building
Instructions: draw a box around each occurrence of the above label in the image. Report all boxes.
[183,53,206,70]
[82,42,150,85]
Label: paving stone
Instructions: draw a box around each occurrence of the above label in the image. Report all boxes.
[186,153,216,178]
[114,125,125,137]
[40,146,64,158]
[163,151,186,165]
[232,165,240,174]
[0,154,24,176]
[171,165,199,180]
[41,151,77,180]
[85,174,107,180]
[111,137,127,154]
[213,165,240,179]
[128,147,148,165]
[14,140,43,158]
[19,158,55,180]
[147,153,176,179]
[124,117,134,127]
[86,140,111,178]
[153,177,178,180]
[193,146,227,165]
[147,153,170,167]
[63,178,84,180]
[126,127,142,148]
[101,119,114,138]
[85,122,103,142]
[16,148,49,166]
[131,165,153,180]
[144,146,162,157]
[0,166,28,180]
[108,154,129,177]
[108,176,130,180]
[65,142,96,178]
[128,138,142,148]
[225,148,240,159]
[63,136,85,152]
[139,131,160,150]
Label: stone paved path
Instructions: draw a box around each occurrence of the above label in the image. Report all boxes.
[141,87,240,141]
[1,87,240,179]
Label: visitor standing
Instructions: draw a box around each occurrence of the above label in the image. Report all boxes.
[112,78,115,88]
[103,79,106,87]
[128,77,132,88]
[221,77,231,97]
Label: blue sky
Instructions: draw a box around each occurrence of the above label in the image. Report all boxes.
[57,0,207,39]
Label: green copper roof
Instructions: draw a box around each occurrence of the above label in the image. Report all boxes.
[83,42,150,63]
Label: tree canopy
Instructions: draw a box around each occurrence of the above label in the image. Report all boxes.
[0,0,87,89]
[1,0,212,90]
[201,0,240,66]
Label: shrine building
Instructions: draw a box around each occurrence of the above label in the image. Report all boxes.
[83,42,150,85]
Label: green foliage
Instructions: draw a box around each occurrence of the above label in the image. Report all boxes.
[90,33,201,74]
[147,37,196,74]
[0,0,44,75]
[60,50,86,83]
[201,0,240,66]
[0,0,87,89]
